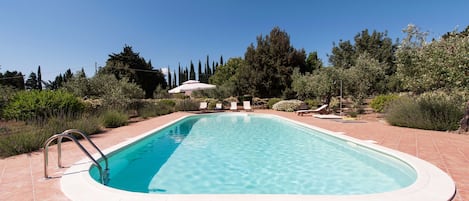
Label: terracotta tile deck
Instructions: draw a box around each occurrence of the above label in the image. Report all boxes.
[1,110,468,200]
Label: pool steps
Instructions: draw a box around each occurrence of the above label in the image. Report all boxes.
[43,129,110,185]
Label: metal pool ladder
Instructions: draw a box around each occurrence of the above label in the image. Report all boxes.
[43,129,110,184]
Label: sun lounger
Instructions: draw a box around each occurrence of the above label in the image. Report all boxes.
[215,103,223,110]
[230,102,238,111]
[199,102,208,110]
[243,101,253,112]
[296,104,328,116]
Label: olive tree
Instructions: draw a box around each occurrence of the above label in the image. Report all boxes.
[396,24,469,93]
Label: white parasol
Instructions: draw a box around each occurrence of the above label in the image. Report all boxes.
[168,80,216,95]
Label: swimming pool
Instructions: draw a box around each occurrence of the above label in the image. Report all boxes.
[62,113,455,201]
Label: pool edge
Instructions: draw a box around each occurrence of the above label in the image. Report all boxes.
[61,113,456,201]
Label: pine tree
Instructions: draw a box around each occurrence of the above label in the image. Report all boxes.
[25,72,38,90]
[64,69,73,82]
[101,45,167,98]
[220,55,224,66]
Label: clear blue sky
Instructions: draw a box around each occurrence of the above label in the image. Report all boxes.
[1,0,468,82]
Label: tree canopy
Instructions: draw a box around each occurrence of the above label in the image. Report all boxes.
[0,70,25,90]
[329,29,396,75]
[100,45,166,98]
[241,26,307,97]
[396,24,469,93]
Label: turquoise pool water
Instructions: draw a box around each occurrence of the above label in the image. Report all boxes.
[90,113,416,195]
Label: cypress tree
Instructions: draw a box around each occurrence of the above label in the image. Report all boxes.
[189,61,196,80]
[37,65,42,90]
[184,67,189,82]
[168,68,172,88]
[172,71,177,87]
[198,60,202,81]
[79,67,87,78]
[178,63,182,85]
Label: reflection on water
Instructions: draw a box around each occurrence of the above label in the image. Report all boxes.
[90,117,200,192]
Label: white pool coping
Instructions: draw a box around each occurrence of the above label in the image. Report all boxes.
[61,113,456,201]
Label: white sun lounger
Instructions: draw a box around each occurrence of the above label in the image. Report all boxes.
[295,104,328,116]
[215,103,223,110]
[243,101,253,112]
[230,102,238,111]
[199,102,208,110]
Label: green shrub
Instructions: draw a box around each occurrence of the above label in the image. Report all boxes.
[0,129,49,157]
[82,99,102,113]
[158,99,176,107]
[238,95,253,103]
[0,85,18,118]
[303,99,321,109]
[137,103,156,118]
[252,98,268,109]
[268,98,282,109]
[174,99,199,111]
[0,112,102,157]
[3,90,84,121]
[44,114,102,135]
[101,110,128,128]
[208,101,217,109]
[156,99,176,115]
[272,100,304,112]
[329,97,340,112]
[347,111,358,118]
[138,100,174,119]
[371,94,399,113]
[385,92,464,131]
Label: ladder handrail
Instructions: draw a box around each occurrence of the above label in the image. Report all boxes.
[61,129,109,171]
[43,130,109,184]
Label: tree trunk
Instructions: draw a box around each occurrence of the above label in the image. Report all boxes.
[459,100,469,134]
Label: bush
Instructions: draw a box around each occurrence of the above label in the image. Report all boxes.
[158,99,176,107]
[0,85,17,118]
[252,98,268,109]
[82,99,103,113]
[3,90,84,121]
[268,98,282,109]
[101,110,128,128]
[0,113,102,157]
[174,99,200,111]
[238,95,253,104]
[272,100,304,112]
[371,94,399,113]
[62,74,144,110]
[347,111,358,118]
[200,98,218,110]
[0,128,49,157]
[303,99,321,109]
[45,114,102,135]
[137,102,159,119]
[137,100,175,119]
[385,92,464,131]
[329,97,340,112]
